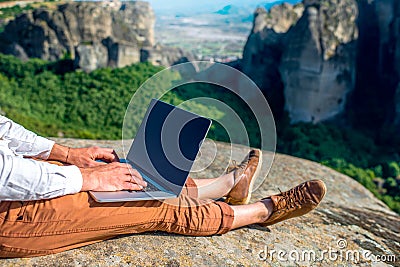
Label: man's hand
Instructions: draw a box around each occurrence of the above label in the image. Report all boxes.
[80,162,147,192]
[67,146,119,167]
[48,144,119,168]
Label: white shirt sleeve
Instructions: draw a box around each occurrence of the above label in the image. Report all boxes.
[0,153,83,200]
[0,115,55,159]
[0,116,83,200]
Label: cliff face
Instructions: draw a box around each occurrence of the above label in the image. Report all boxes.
[280,0,358,123]
[351,0,400,128]
[386,0,400,130]
[395,2,400,129]
[0,1,191,72]
[242,0,400,127]
[241,4,303,116]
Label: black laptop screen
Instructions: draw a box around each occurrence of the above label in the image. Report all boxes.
[127,99,211,193]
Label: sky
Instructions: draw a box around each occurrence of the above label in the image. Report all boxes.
[145,0,281,14]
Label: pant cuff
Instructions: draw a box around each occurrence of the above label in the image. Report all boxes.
[183,177,198,198]
[215,201,234,234]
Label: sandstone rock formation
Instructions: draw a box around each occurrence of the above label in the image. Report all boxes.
[395,2,400,129]
[280,0,358,123]
[350,0,400,128]
[242,0,400,127]
[0,1,191,72]
[378,0,400,129]
[141,44,195,67]
[241,4,303,116]
[2,138,398,266]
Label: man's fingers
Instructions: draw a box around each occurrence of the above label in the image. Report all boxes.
[89,160,107,167]
[119,164,143,180]
[128,168,142,179]
[128,175,147,187]
[111,150,120,162]
[95,149,119,163]
[111,163,146,187]
[124,182,144,191]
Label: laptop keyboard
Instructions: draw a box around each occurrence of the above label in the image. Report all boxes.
[142,181,159,192]
[126,161,165,193]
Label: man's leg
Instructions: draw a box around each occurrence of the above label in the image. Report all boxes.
[0,178,235,258]
[192,149,261,202]
[191,172,235,199]
[0,178,326,258]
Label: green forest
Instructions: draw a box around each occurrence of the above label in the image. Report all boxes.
[0,54,398,213]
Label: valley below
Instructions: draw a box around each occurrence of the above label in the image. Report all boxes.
[155,12,252,61]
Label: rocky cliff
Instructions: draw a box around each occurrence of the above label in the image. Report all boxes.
[350,0,400,129]
[1,138,398,266]
[281,0,358,123]
[394,2,400,130]
[242,0,400,127]
[241,4,303,117]
[0,1,192,72]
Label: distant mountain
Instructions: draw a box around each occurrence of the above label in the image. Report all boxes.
[262,0,301,10]
[215,4,241,15]
[213,1,301,22]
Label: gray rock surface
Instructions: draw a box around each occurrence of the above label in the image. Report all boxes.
[140,44,195,67]
[280,0,358,123]
[241,0,358,123]
[241,4,303,115]
[0,1,192,71]
[391,1,400,129]
[1,138,398,266]
[0,1,155,72]
[242,0,400,126]
[350,0,400,128]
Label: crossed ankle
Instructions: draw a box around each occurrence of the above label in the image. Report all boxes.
[256,199,273,223]
[222,172,236,197]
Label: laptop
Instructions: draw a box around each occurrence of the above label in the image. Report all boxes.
[89,98,212,202]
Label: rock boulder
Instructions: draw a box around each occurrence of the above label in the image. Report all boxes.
[1,138,398,266]
[241,4,303,116]
[280,0,358,123]
[0,1,191,72]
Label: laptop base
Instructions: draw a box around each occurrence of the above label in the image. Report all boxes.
[89,190,177,203]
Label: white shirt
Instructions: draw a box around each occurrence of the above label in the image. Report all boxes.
[0,116,83,201]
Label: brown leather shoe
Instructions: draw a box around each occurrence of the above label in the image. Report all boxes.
[225,149,262,205]
[259,179,326,227]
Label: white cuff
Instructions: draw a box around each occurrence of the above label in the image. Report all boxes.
[32,136,55,160]
[61,165,83,195]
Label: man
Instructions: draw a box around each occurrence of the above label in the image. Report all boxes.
[0,115,326,258]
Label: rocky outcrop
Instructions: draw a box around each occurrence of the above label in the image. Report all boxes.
[242,0,400,127]
[141,44,195,67]
[386,0,400,129]
[348,0,400,128]
[0,1,191,72]
[0,1,155,72]
[257,3,304,34]
[242,0,358,123]
[241,4,303,116]
[280,0,358,123]
[2,138,398,266]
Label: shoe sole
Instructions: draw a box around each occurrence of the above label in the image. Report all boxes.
[237,149,263,205]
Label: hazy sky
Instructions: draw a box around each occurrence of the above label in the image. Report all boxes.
[145,0,279,13]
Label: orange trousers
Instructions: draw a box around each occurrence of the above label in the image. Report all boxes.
[0,178,234,258]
